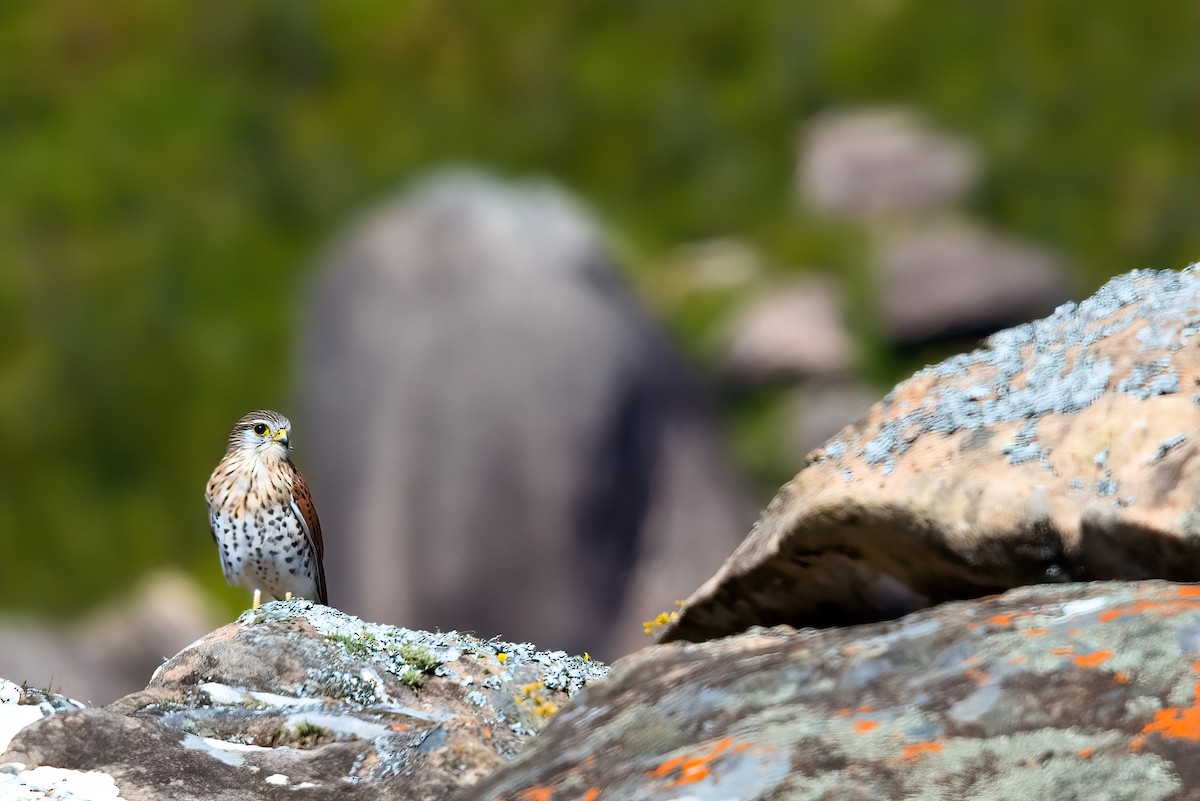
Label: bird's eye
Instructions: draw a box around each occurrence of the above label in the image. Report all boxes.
[253,423,269,436]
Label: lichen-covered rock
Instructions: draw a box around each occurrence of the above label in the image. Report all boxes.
[664,266,1200,644]
[464,581,1200,801]
[1,601,607,800]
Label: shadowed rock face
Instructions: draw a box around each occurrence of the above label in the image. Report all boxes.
[464,581,1200,801]
[1,601,607,801]
[299,171,752,659]
[663,265,1200,644]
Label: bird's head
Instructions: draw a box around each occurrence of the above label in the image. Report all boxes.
[226,409,292,457]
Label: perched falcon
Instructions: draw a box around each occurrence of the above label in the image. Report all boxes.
[204,409,327,609]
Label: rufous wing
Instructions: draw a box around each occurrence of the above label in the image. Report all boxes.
[291,466,328,606]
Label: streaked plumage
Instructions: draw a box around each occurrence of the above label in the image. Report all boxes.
[204,410,327,607]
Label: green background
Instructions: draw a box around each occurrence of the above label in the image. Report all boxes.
[1,1,1195,616]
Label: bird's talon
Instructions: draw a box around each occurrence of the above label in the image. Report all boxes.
[284,592,293,601]
[252,589,262,610]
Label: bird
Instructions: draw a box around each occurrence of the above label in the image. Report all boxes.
[204,409,327,609]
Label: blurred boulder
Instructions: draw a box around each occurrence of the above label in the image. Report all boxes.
[0,570,221,706]
[880,222,1073,344]
[663,266,1200,644]
[299,171,753,659]
[723,278,853,382]
[788,378,878,459]
[799,108,979,217]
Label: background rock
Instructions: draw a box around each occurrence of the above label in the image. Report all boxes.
[0,570,220,706]
[798,108,979,217]
[664,266,1200,644]
[299,171,753,658]
[466,580,1200,801]
[1,602,607,801]
[723,278,854,382]
[879,222,1073,344]
[787,378,879,460]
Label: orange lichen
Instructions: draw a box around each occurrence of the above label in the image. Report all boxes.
[1192,661,1200,673]
[1078,747,1094,759]
[854,720,879,733]
[858,704,874,713]
[901,741,943,761]
[651,737,736,787]
[1050,647,1075,656]
[517,787,554,801]
[1098,597,1200,625]
[1023,627,1049,638]
[986,614,1013,626]
[651,754,687,777]
[1071,649,1114,668]
[836,708,852,717]
[1176,586,1200,598]
[583,789,600,801]
[390,723,408,731]
[1114,672,1130,684]
[1131,681,1200,750]
[965,668,989,683]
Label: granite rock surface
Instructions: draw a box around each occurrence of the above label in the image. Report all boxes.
[1,601,606,800]
[468,581,1200,801]
[665,266,1200,644]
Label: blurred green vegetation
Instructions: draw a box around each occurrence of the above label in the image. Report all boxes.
[0,1,1195,617]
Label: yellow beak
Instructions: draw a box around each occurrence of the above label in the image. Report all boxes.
[273,428,290,446]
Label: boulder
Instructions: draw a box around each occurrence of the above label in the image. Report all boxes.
[879,222,1073,344]
[798,108,979,217]
[298,171,752,658]
[466,580,1200,800]
[1,601,607,800]
[663,266,1200,644]
[723,278,854,382]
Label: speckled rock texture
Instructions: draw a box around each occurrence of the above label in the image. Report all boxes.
[0,601,606,800]
[664,266,1200,644]
[465,580,1200,801]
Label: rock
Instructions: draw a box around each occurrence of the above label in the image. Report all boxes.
[0,678,83,753]
[663,266,1200,644]
[879,223,1073,344]
[723,278,854,382]
[1,601,607,800]
[465,580,1200,801]
[0,569,222,706]
[798,108,979,217]
[299,170,753,658]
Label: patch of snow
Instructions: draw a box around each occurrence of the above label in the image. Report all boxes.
[1059,597,1109,620]
[0,765,125,799]
[264,773,289,786]
[198,683,244,705]
[284,712,389,739]
[179,733,271,766]
[0,705,45,753]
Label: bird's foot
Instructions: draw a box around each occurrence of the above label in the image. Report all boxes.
[252,588,262,610]
[283,592,293,601]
